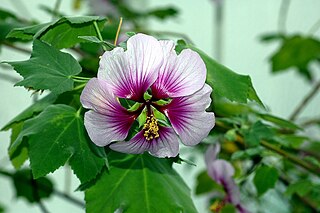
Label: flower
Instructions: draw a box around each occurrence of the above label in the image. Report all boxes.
[80,33,215,158]
[205,144,248,212]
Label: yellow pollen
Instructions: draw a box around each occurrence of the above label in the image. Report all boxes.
[143,115,159,141]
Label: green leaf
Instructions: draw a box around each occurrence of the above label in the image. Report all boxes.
[258,113,301,130]
[6,23,49,41]
[146,7,179,20]
[220,204,236,213]
[274,135,307,148]
[9,122,28,169]
[7,16,106,49]
[78,35,115,49]
[243,121,274,147]
[12,105,105,183]
[253,165,279,196]
[12,169,53,203]
[6,40,81,95]
[1,94,57,131]
[195,170,223,195]
[260,33,285,43]
[285,180,313,197]
[176,43,263,105]
[270,35,320,81]
[0,8,16,20]
[85,152,198,213]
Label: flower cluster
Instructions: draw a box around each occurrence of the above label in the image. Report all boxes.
[80,33,215,158]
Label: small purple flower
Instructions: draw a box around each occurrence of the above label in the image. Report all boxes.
[205,144,248,212]
[80,33,215,158]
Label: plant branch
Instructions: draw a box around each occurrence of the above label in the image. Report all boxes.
[260,140,320,175]
[52,0,62,20]
[278,0,291,33]
[279,175,318,211]
[0,169,85,208]
[1,41,31,54]
[216,121,320,176]
[289,79,320,121]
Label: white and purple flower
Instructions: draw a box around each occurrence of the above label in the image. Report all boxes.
[205,144,248,212]
[80,33,215,158]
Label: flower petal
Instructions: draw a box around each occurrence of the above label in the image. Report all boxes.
[151,43,206,99]
[159,84,215,146]
[205,143,220,166]
[109,126,179,158]
[207,160,235,184]
[80,78,136,146]
[98,33,163,101]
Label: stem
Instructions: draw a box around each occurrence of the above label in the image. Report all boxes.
[114,17,123,46]
[93,21,107,51]
[214,0,224,61]
[31,177,50,213]
[308,18,320,35]
[0,169,85,208]
[72,76,91,80]
[289,79,320,121]
[73,83,86,91]
[278,0,291,33]
[301,117,320,127]
[1,41,31,54]
[0,73,20,84]
[52,0,62,20]
[216,121,320,176]
[260,140,320,175]
[279,175,318,211]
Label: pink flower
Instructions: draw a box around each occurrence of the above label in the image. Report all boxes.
[205,144,248,212]
[80,33,215,158]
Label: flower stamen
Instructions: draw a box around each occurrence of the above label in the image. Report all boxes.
[143,115,159,141]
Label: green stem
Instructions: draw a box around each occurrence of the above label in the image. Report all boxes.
[260,140,320,176]
[73,83,86,91]
[289,79,320,121]
[93,21,107,51]
[73,79,89,83]
[72,76,91,80]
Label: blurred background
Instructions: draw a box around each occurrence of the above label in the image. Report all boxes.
[1,0,320,212]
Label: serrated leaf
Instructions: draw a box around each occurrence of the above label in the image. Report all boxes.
[253,165,278,196]
[175,43,263,105]
[2,94,57,131]
[12,169,53,203]
[85,152,198,213]
[12,104,105,183]
[6,40,81,95]
[7,16,106,49]
[6,23,49,40]
[270,35,320,81]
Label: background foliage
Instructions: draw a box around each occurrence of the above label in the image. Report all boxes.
[0,0,320,213]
